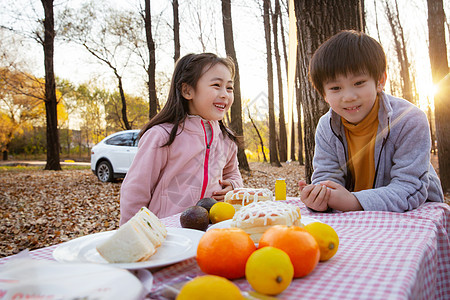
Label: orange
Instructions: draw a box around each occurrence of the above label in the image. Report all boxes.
[258,225,320,278]
[197,228,256,279]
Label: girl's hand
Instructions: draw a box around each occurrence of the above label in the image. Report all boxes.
[211,180,233,201]
[298,180,330,212]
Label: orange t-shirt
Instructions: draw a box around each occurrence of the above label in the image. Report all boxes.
[342,97,379,192]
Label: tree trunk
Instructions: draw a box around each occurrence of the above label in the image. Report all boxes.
[384,1,413,103]
[427,101,436,154]
[271,2,287,162]
[427,0,450,192]
[394,0,414,104]
[294,0,363,182]
[277,0,289,79]
[145,0,158,119]
[173,0,180,63]
[264,0,281,167]
[296,90,303,165]
[67,129,71,155]
[373,0,382,42]
[82,44,132,131]
[295,42,304,165]
[116,72,131,130]
[290,110,296,161]
[361,0,366,29]
[248,109,267,162]
[280,0,298,162]
[276,0,294,161]
[221,0,250,172]
[41,0,61,171]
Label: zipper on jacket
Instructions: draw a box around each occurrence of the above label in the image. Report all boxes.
[372,119,390,188]
[330,119,354,191]
[330,119,348,162]
[200,120,213,199]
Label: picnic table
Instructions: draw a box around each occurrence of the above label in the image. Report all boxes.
[1,198,449,299]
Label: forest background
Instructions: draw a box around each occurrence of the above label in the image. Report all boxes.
[0,0,449,191]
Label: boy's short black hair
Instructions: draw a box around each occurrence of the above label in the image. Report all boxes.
[309,30,386,97]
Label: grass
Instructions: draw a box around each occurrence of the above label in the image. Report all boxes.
[63,165,91,170]
[0,164,90,172]
[8,154,91,162]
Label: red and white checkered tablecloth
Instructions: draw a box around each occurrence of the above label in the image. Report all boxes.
[153,199,450,300]
[1,199,449,300]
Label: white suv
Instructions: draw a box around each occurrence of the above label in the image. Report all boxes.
[90,130,140,182]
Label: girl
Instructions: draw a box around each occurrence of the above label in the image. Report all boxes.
[120,53,243,224]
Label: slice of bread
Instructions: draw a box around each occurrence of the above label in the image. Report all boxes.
[96,207,167,263]
[96,218,156,263]
[137,207,168,241]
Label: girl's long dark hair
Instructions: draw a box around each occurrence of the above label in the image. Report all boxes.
[140,53,238,147]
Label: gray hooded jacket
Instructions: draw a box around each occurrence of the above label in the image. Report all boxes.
[312,92,443,212]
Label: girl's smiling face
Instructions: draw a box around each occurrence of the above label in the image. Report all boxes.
[183,63,234,121]
[323,72,386,124]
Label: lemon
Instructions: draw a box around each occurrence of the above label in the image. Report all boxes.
[245,246,294,296]
[176,275,244,300]
[209,202,235,224]
[304,222,339,261]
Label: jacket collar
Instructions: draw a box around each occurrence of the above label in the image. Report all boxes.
[183,115,221,136]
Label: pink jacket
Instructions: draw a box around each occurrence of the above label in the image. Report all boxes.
[119,116,243,224]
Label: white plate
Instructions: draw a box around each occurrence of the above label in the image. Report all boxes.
[208,216,322,230]
[0,259,145,300]
[53,227,204,270]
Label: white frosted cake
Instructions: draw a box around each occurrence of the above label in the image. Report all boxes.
[224,188,273,210]
[230,201,301,243]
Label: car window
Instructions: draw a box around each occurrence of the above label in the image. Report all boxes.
[132,132,140,147]
[105,132,137,147]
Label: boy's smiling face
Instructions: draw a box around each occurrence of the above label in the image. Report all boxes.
[323,72,386,124]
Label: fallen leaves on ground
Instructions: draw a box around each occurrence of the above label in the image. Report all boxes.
[0,169,121,257]
[0,160,447,258]
[0,162,305,257]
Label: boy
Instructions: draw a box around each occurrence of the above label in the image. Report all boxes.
[299,30,443,212]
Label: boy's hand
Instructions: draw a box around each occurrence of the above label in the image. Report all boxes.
[211,180,233,201]
[321,180,362,211]
[298,180,330,211]
[299,180,307,191]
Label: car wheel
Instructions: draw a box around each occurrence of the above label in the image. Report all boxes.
[97,161,114,182]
